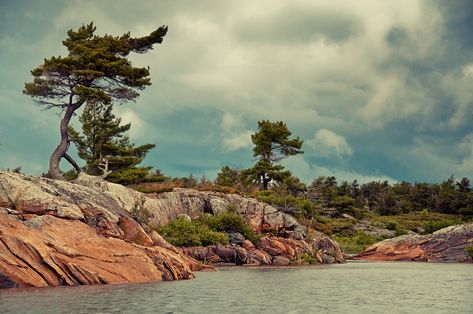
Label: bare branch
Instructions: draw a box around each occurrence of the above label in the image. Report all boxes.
[98,157,112,179]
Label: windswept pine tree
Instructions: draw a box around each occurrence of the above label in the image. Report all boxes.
[69,103,155,184]
[24,22,167,180]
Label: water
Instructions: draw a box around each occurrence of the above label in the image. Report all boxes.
[0,262,472,314]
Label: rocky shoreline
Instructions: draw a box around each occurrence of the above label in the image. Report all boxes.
[0,172,344,288]
[353,223,473,263]
[2,171,470,289]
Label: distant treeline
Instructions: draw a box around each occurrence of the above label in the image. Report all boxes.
[305,175,473,217]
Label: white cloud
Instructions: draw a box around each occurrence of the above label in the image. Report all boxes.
[282,155,396,184]
[307,129,353,158]
[221,112,242,131]
[222,130,253,152]
[219,112,252,152]
[114,107,146,138]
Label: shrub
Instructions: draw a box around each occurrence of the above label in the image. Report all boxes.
[197,211,260,243]
[298,252,318,265]
[385,221,407,236]
[130,197,151,226]
[423,220,455,234]
[157,218,229,247]
[334,231,379,254]
[466,245,473,259]
[255,191,317,219]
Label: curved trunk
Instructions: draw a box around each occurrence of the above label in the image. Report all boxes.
[48,102,83,180]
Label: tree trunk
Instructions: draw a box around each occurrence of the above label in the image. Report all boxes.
[262,172,270,190]
[48,102,82,180]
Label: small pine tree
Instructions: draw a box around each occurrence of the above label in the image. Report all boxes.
[246,120,303,190]
[69,102,155,184]
[215,166,240,187]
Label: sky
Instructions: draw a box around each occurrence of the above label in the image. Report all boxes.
[1,0,473,184]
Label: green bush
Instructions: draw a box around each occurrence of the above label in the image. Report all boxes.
[130,197,151,226]
[157,218,229,247]
[197,211,260,243]
[385,221,407,236]
[423,221,455,234]
[255,192,317,219]
[298,252,318,265]
[466,245,473,259]
[334,231,379,254]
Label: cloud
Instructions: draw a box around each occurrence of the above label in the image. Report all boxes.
[307,129,353,158]
[223,130,253,152]
[282,155,396,184]
[456,133,473,177]
[221,112,242,131]
[220,112,253,152]
[113,107,147,139]
[1,0,473,183]
[234,3,362,43]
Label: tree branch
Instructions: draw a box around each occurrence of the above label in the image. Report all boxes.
[63,153,81,173]
[98,157,112,179]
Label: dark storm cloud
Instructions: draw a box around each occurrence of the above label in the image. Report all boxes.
[1,0,473,184]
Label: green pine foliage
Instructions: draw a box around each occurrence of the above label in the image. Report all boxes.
[246,120,303,190]
[215,166,240,187]
[23,22,167,179]
[69,102,155,184]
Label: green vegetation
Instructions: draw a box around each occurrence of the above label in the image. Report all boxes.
[466,245,473,259]
[334,232,380,254]
[197,211,260,243]
[255,190,317,219]
[157,210,258,247]
[157,218,229,247]
[385,221,407,236]
[246,120,303,190]
[423,221,455,234]
[69,103,156,184]
[370,212,464,234]
[24,22,167,180]
[297,252,318,265]
[130,197,151,226]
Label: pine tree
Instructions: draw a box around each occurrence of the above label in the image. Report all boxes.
[69,102,155,184]
[24,22,167,180]
[246,120,303,190]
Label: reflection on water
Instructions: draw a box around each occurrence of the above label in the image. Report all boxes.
[0,262,472,313]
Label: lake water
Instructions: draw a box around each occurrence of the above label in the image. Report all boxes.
[0,262,472,313]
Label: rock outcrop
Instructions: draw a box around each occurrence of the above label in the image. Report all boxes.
[354,223,473,262]
[70,175,309,240]
[0,171,344,288]
[183,232,344,266]
[0,172,200,288]
[0,213,193,288]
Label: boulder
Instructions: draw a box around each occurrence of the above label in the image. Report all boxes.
[117,216,154,246]
[272,256,291,266]
[182,234,345,266]
[353,220,396,238]
[228,232,246,245]
[176,214,192,222]
[354,223,473,262]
